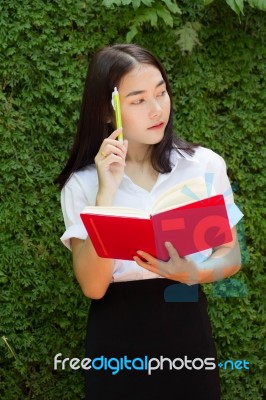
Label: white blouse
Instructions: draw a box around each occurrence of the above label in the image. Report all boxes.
[60,146,243,282]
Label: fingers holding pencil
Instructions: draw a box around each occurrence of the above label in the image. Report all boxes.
[97,129,127,161]
[94,128,128,197]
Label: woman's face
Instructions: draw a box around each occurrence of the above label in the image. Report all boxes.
[117,64,171,147]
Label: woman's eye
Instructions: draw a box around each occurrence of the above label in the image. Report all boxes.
[132,99,144,105]
[157,90,167,97]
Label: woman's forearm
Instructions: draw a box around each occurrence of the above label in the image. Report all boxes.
[194,240,242,284]
[133,227,242,286]
[71,191,115,299]
[72,236,114,299]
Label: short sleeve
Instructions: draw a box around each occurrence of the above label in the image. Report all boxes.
[60,176,89,250]
[210,151,243,228]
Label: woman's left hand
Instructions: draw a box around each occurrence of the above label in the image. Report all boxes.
[133,242,199,285]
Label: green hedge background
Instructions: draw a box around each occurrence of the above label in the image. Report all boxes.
[1,1,265,399]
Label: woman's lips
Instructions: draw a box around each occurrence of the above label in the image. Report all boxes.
[148,122,164,130]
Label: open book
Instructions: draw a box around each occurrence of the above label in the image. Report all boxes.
[80,177,232,261]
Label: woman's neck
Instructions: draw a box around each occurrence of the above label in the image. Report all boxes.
[125,143,152,164]
[124,143,159,191]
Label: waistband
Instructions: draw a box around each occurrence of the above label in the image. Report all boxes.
[102,278,203,304]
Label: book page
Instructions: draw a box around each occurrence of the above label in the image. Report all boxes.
[81,206,149,219]
[151,177,215,215]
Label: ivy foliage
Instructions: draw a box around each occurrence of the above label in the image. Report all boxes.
[211,0,266,13]
[103,0,182,42]
[1,0,265,399]
[103,0,266,47]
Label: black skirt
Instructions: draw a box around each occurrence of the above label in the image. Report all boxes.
[84,279,220,400]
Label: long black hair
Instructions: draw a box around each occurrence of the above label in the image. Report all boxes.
[55,44,197,189]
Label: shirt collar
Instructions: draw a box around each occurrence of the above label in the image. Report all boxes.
[170,146,200,171]
[122,146,199,192]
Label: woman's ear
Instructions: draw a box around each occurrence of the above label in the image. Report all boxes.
[105,112,112,123]
[106,115,115,129]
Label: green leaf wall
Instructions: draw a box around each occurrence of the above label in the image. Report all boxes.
[1,1,265,399]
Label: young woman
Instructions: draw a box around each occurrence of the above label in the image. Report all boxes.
[56,44,242,400]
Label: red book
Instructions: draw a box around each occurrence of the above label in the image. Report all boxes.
[80,178,232,261]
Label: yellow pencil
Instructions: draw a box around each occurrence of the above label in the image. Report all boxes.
[112,87,123,142]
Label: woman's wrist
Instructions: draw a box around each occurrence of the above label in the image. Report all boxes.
[96,191,114,206]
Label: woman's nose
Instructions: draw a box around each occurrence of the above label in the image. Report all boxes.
[149,99,163,118]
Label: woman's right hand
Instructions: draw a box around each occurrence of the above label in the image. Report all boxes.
[94,128,128,203]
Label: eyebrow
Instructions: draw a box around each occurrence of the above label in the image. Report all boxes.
[125,79,165,98]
